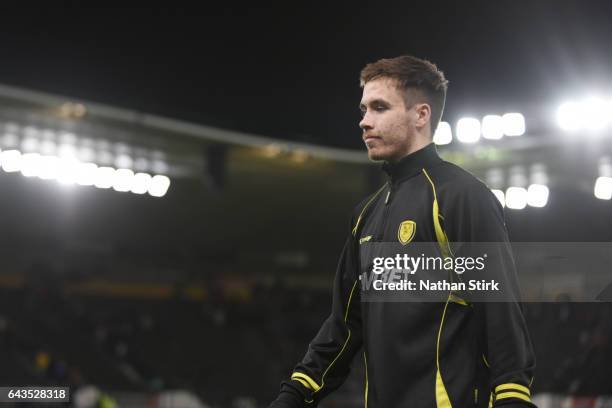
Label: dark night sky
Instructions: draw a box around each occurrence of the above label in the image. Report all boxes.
[0,2,611,148]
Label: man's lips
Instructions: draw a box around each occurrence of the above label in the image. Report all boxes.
[364,135,382,142]
[364,136,382,147]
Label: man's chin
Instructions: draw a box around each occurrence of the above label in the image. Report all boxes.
[367,149,388,162]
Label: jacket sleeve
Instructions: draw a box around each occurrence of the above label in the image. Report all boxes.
[269,217,363,407]
[442,181,537,408]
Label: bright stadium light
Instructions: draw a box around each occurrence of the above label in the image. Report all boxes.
[1,132,19,149]
[20,153,42,177]
[456,117,481,143]
[556,101,581,131]
[491,189,505,207]
[130,172,152,194]
[94,166,117,189]
[527,184,549,207]
[56,158,80,185]
[23,125,41,139]
[58,131,77,144]
[505,187,528,210]
[481,115,504,140]
[583,97,611,131]
[97,151,114,166]
[148,175,171,197]
[0,149,23,172]
[112,169,135,192]
[21,137,40,153]
[557,97,612,132]
[133,158,150,172]
[433,121,452,145]
[152,160,169,175]
[599,157,611,177]
[77,146,96,163]
[502,113,525,136]
[58,144,78,159]
[115,154,133,169]
[37,155,60,180]
[594,177,612,200]
[39,140,57,156]
[75,162,98,186]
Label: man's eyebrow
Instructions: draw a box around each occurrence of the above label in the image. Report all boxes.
[359,98,390,110]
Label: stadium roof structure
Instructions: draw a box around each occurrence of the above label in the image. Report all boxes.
[3,82,606,184]
[1,83,611,288]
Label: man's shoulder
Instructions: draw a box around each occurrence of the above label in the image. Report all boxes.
[425,161,502,213]
[427,160,491,195]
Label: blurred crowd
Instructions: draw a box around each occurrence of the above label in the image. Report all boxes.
[0,277,610,407]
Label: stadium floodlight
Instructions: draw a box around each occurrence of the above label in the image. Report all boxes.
[23,125,41,139]
[583,97,611,131]
[456,117,481,143]
[481,115,504,140]
[502,113,525,136]
[486,168,505,190]
[556,102,581,131]
[152,160,169,175]
[148,175,171,197]
[37,155,60,180]
[58,144,77,160]
[594,177,612,200]
[130,172,152,195]
[599,157,611,177]
[527,184,549,207]
[77,146,96,162]
[20,153,42,177]
[41,129,56,139]
[75,162,98,186]
[97,151,114,166]
[39,140,57,156]
[21,137,40,153]
[133,158,149,172]
[0,149,23,172]
[1,132,19,149]
[505,187,528,209]
[491,189,505,207]
[56,158,80,185]
[433,121,452,145]
[115,154,133,169]
[58,131,77,144]
[112,168,135,192]
[93,166,117,189]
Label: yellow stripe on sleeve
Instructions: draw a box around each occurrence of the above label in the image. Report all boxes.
[291,377,311,389]
[495,391,531,403]
[495,383,531,396]
[291,372,321,392]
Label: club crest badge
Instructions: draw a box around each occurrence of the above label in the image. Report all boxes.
[398,220,416,245]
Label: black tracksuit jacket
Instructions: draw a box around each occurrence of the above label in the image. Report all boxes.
[272,143,536,408]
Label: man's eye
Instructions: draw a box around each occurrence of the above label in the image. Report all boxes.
[375,105,387,112]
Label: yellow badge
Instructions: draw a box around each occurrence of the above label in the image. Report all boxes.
[398,220,416,245]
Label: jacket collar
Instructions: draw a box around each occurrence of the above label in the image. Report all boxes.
[382,142,442,183]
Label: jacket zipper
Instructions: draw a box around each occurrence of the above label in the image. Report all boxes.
[379,182,393,240]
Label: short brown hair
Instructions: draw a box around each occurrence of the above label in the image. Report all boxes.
[360,55,448,136]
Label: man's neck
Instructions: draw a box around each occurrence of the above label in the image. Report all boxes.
[388,138,432,164]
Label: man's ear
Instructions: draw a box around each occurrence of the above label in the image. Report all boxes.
[414,103,431,129]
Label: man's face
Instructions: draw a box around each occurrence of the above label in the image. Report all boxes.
[359,78,422,162]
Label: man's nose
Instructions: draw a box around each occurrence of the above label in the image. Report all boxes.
[359,112,373,130]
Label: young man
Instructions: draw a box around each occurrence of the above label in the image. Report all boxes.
[269,56,536,408]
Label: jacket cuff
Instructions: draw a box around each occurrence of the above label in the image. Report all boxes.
[491,382,535,407]
[268,380,312,408]
[494,402,537,408]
